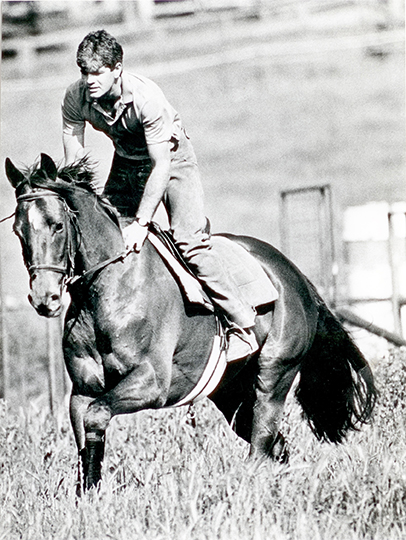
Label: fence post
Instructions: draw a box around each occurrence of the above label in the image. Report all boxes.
[388,210,403,336]
[46,319,57,415]
[0,235,8,400]
[127,0,154,26]
[137,0,154,24]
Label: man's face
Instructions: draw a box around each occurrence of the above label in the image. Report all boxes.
[81,62,122,99]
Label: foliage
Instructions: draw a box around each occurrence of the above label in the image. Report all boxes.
[0,348,406,539]
[374,347,406,443]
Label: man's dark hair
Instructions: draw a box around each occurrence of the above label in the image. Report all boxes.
[76,30,123,73]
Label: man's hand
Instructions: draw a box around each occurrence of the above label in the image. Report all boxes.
[122,221,149,252]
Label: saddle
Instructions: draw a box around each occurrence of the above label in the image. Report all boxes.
[148,223,278,314]
[148,224,279,407]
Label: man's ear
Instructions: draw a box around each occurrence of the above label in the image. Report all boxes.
[113,62,123,78]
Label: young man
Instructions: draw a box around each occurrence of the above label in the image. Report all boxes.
[62,29,258,359]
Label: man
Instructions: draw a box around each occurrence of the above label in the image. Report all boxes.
[62,29,258,359]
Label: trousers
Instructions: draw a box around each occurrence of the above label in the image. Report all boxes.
[102,129,256,329]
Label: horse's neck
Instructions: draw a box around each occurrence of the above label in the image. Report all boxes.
[72,192,125,273]
[69,190,173,295]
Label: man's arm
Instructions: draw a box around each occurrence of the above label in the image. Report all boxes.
[62,83,86,164]
[122,140,171,252]
[63,131,86,165]
[136,140,171,223]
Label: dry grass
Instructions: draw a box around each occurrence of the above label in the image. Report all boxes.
[0,347,406,540]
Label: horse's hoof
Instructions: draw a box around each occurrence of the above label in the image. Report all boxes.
[270,432,289,464]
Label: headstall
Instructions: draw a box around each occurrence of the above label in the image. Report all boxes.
[16,190,77,279]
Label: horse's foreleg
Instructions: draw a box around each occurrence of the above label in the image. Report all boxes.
[80,360,167,489]
[84,360,165,427]
[70,393,94,450]
[80,431,105,491]
[70,393,106,493]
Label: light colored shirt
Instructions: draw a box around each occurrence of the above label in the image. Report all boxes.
[62,71,182,160]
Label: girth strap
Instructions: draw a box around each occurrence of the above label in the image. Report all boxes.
[172,318,228,408]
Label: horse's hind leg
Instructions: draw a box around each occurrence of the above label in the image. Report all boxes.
[248,280,318,463]
[249,349,301,463]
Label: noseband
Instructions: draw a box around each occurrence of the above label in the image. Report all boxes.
[16,190,77,280]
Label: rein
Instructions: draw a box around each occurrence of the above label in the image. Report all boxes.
[65,251,129,289]
[0,212,15,224]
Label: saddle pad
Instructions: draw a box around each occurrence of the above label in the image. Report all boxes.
[211,236,279,308]
[149,230,278,311]
[148,233,214,309]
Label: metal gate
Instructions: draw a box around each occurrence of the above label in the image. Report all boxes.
[279,184,337,306]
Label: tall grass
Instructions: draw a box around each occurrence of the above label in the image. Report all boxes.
[0,347,405,539]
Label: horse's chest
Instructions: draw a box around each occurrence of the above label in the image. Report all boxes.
[64,301,144,393]
[64,311,105,394]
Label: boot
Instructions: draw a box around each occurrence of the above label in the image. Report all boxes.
[226,327,259,362]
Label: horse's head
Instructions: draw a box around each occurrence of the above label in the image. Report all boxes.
[6,154,75,317]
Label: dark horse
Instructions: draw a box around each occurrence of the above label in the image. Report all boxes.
[6,154,376,492]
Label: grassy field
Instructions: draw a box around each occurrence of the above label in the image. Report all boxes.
[0,346,405,540]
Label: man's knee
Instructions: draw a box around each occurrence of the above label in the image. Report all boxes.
[172,218,212,259]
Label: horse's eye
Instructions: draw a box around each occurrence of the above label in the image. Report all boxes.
[55,223,64,233]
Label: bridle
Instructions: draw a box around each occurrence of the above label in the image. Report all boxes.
[16,190,78,282]
[16,187,128,290]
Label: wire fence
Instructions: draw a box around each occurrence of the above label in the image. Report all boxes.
[280,185,337,305]
[280,191,406,343]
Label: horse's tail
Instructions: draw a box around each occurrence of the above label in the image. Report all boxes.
[295,301,378,444]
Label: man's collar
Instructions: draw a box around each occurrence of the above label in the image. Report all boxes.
[120,72,133,104]
[86,72,133,125]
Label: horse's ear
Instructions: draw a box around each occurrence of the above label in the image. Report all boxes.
[5,158,25,189]
[40,153,57,180]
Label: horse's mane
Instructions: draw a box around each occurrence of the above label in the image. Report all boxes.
[26,156,97,193]
[22,156,121,229]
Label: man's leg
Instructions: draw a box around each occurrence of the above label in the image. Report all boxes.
[166,132,258,359]
[102,153,152,218]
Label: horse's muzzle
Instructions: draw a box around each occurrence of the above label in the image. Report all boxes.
[29,292,62,317]
[28,273,64,317]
